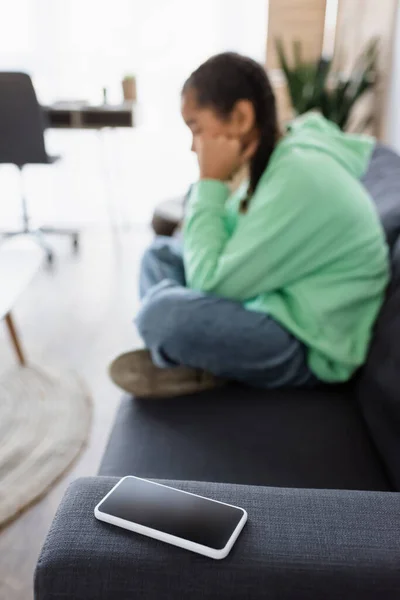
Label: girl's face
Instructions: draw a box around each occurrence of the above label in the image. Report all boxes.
[181,88,233,152]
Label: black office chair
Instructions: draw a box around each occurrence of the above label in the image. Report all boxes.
[0,72,79,263]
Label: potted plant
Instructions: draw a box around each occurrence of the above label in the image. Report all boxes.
[275,38,379,131]
[122,74,137,102]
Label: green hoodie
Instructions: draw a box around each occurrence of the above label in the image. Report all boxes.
[183,113,389,382]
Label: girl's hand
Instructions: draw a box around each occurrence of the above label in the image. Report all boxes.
[194,135,258,182]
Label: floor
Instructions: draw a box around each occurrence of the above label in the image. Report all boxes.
[0,229,154,600]
[0,123,194,599]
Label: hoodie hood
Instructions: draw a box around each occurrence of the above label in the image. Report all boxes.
[281,112,375,179]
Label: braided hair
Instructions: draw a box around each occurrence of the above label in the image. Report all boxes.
[182,52,278,211]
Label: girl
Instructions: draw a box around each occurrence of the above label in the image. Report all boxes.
[110,52,389,398]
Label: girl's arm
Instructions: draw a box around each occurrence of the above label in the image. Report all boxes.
[183,163,338,301]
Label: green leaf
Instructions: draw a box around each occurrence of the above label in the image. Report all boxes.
[293,40,303,69]
[274,37,378,127]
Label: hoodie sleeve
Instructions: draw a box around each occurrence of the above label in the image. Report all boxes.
[183,162,339,301]
[183,114,376,301]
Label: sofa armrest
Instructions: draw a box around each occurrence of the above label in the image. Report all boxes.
[35,477,400,600]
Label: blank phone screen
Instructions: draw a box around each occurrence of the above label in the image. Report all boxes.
[98,477,245,550]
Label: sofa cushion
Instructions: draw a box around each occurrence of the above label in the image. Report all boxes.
[356,237,400,489]
[99,384,390,491]
[98,143,400,494]
[362,144,400,249]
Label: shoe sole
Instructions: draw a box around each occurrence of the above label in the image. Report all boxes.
[109,350,222,398]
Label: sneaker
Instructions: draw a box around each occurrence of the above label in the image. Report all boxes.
[109,349,223,398]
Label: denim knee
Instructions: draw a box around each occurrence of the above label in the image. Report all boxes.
[136,282,183,350]
[139,237,185,299]
[140,237,170,273]
[143,236,180,265]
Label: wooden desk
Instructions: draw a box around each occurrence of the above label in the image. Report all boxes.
[42,101,135,129]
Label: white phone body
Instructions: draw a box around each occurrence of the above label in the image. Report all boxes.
[94,476,247,560]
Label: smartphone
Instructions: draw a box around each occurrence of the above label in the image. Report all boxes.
[94,476,247,560]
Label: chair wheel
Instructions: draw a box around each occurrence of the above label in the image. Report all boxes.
[72,234,80,252]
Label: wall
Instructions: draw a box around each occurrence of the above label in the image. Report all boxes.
[266,0,327,123]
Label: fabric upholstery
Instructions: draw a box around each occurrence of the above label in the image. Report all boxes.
[356,237,400,489]
[35,477,400,600]
[353,144,400,489]
[362,143,400,249]
[34,144,400,600]
[99,385,390,491]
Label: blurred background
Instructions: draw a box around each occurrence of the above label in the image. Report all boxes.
[0,0,268,228]
[0,0,398,229]
[0,0,398,230]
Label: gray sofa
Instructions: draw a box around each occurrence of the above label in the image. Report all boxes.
[35,145,400,599]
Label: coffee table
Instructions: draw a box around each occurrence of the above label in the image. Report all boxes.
[0,237,44,365]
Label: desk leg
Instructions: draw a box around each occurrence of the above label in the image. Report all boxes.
[5,312,26,366]
[98,129,123,234]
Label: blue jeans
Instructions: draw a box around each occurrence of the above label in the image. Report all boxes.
[136,237,317,389]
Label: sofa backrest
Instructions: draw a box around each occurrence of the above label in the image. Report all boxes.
[357,145,400,490]
[362,144,400,248]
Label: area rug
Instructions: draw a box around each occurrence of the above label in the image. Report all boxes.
[0,364,92,527]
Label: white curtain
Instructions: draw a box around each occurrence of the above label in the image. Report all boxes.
[387,3,400,152]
